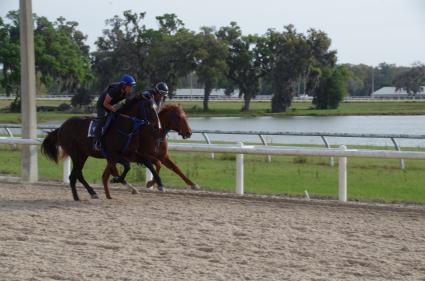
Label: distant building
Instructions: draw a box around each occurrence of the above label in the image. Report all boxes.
[371,87,425,98]
[169,89,277,100]
[174,88,240,97]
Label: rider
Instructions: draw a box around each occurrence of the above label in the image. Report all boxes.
[93,74,136,151]
[140,82,169,111]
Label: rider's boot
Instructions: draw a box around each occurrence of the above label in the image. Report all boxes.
[93,117,105,151]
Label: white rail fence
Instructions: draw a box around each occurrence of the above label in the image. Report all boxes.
[3,94,425,101]
[2,124,424,169]
[2,137,425,202]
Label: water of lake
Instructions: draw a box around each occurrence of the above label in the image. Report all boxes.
[15,115,425,148]
[170,115,425,147]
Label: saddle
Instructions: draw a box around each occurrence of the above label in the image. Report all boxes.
[88,114,116,138]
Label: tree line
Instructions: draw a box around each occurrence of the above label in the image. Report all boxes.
[0,10,424,113]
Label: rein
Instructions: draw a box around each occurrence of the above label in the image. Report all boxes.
[116,99,155,154]
[117,116,149,153]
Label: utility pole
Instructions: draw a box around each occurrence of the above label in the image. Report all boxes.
[20,0,38,182]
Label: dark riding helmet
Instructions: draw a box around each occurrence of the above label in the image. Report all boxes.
[155,82,169,95]
[120,74,136,86]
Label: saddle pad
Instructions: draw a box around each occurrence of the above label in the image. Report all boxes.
[88,120,97,138]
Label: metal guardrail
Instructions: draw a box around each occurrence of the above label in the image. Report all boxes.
[2,137,425,202]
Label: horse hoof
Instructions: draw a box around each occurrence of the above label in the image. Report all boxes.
[157,186,164,192]
[191,184,200,190]
[131,189,139,195]
[91,194,99,199]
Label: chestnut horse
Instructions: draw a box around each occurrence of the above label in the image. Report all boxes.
[41,97,163,201]
[102,104,199,193]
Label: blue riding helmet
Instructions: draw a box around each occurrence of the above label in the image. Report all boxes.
[120,74,136,86]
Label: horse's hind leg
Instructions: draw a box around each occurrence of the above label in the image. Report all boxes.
[69,168,80,201]
[71,154,98,199]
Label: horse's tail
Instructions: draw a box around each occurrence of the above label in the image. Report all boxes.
[41,129,63,163]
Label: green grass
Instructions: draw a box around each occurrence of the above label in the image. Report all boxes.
[2,100,425,123]
[2,144,425,204]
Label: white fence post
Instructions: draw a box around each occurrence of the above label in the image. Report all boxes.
[63,157,71,183]
[145,168,153,186]
[338,145,347,202]
[236,142,244,195]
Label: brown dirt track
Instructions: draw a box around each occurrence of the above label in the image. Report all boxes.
[0,180,425,281]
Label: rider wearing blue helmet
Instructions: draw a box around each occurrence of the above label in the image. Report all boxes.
[93,74,136,151]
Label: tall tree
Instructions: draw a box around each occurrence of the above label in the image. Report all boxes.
[0,11,91,111]
[217,22,270,112]
[268,25,311,112]
[304,29,337,97]
[34,16,92,93]
[0,12,20,97]
[144,22,198,95]
[92,10,148,91]
[195,27,228,111]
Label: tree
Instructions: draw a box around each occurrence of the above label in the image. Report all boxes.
[71,87,92,109]
[143,21,198,95]
[343,63,409,96]
[92,11,149,91]
[0,11,91,111]
[0,12,20,97]
[313,66,350,109]
[268,25,311,112]
[195,27,228,111]
[217,22,270,112]
[303,29,337,97]
[394,63,425,95]
[34,16,92,94]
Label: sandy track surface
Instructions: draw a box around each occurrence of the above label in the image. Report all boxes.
[0,181,425,281]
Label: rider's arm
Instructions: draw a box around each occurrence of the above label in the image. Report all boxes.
[103,94,117,112]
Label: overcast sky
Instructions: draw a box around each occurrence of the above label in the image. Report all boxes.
[1,0,424,66]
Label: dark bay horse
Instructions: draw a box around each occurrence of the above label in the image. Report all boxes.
[102,104,199,192]
[41,97,163,201]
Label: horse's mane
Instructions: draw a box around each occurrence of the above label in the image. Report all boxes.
[159,104,183,115]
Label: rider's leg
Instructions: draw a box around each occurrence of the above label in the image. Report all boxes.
[94,106,106,150]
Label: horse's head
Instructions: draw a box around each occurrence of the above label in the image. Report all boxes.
[118,97,161,131]
[159,104,192,139]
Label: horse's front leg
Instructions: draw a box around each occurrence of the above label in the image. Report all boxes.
[102,162,113,199]
[108,158,131,184]
[161,154,200,190]
[137,155,164,192]
[110,164,138,194]
[146,158,162,189]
